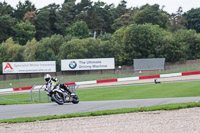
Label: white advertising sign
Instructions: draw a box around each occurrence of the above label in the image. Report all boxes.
[2,61,56,74]
[61,58,115,71]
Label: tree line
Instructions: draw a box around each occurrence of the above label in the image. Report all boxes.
[1,0,200,73]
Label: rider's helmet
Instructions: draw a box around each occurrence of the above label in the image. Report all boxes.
[44,74,51,82]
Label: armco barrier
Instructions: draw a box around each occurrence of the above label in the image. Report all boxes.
[1,71,200,93]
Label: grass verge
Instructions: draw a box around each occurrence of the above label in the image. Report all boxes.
[0,101,200,123]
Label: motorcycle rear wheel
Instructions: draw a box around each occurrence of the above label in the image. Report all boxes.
[52,92,64,105]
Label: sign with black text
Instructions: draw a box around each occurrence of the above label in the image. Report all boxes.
[61,58,115,71]
[2,61,56,74]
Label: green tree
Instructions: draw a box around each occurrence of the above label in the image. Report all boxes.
[75,0,92,31]
[183,8,200,33]
[133,4,168,29]
[23,11,36,24]
[35,4,65,40]
[113,24,200,63]
[111,14,131,30]
[76,1,116,35]
[59,39,87,59]
[82,38,103,58]
[87,10,104,34]
[13,20,36,45]
[169,7,186,32]
[0,15,16,43]
[153,30,174,62]
[82,38,114,58]
[38,34,65,56]
[90,1,115,34]
[34,35,64,61]
[34,34,65,70]
[13,0,36,21]
[59,37,114,60]
[170,29,197,61]
[66,21,89,39]
[43,3,64,35]
[98,33,112,41]
[100,40,114,58]
[76,0,121,34]
[35,9,51,40]
[23,39,39,61]
[0,38,25,62]
[114,0,128,18]
[193,34,200,58]
[0,1,14,16]
[0,38,24,73]
[100,4,116,33]
[113,24,166,65]
[75,0,93,15]
[112,27,127,65]
[57,0,76,35]
[35,47,57,61]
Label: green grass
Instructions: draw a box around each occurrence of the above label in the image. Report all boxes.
[78,81,200,101]
[1,101,200,123]
[0,92,49,105]
[1,63,200,89]
[1,81,200,105]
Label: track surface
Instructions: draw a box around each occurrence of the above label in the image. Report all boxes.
[1,97,200,120]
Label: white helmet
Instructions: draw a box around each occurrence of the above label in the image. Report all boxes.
[44,74,51,82]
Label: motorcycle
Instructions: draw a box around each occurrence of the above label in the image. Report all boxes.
[44,80,79,105]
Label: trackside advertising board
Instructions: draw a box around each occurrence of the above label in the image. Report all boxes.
[61,58,115,71]
[2,61,56,74]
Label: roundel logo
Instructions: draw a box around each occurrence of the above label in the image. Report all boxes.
[69,61,77,69]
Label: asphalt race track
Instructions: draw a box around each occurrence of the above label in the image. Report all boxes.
[1,97,200,120]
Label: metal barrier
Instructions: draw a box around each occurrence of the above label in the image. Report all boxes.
[30,85,49,102]
[30,85,35,102]
[67,84,79,94]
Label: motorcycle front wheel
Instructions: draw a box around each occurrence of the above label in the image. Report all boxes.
[52,92,64,105]
[72,95,79,104]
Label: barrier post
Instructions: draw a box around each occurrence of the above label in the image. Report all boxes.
[30,85,35,102]
[39,85,44,102]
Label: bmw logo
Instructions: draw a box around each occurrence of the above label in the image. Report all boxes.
[69,61,77,69]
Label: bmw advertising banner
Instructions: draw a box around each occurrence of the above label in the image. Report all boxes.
[2,61,56,74]
[61,58,115,71]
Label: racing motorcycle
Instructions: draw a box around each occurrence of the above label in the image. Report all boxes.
[44,81,79,105]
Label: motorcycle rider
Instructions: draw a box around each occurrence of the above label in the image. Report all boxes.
[44,74,73,95]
